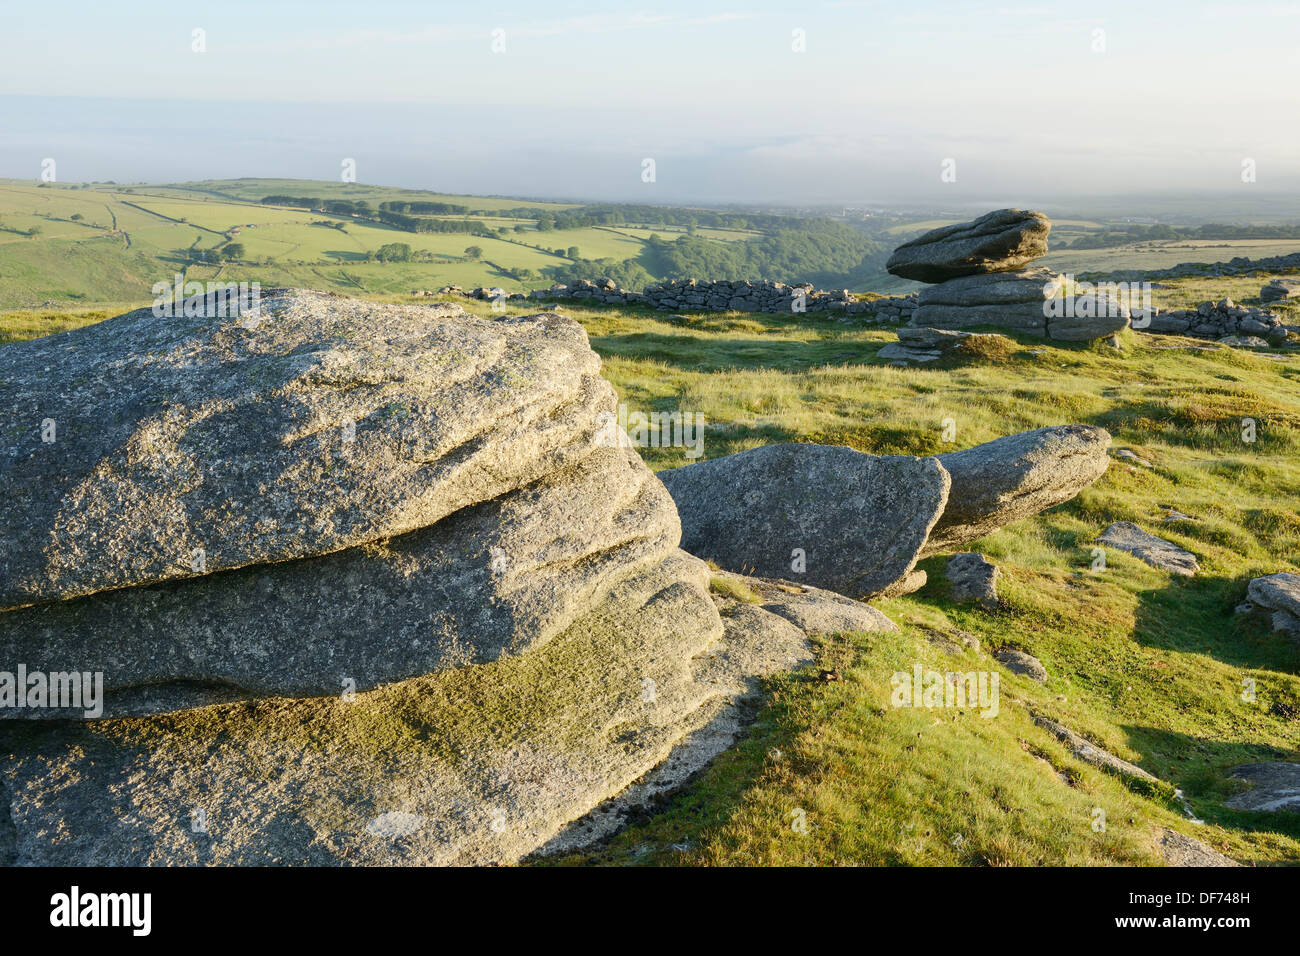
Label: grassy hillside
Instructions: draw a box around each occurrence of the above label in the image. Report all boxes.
[5,283,1298,866]
[0,179,885,311]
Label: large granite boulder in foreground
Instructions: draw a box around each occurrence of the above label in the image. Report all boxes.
[658,444,950,599]
[886,208,1051,283]
[0,291,611,610]
[0,290,841,864]
[0,446,680,716]
[0,553,723,864]
[924,425,1111,556]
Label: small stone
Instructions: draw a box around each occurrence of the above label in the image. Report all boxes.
[1116,448,1152,467]
[1225,763,1300,813]
[995,648,1047,683]
[1098,522,1199,576]
[946,552,1000,605]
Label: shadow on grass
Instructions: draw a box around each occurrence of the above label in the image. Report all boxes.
[1120,722,1300,856]
[1130,574,1300,674]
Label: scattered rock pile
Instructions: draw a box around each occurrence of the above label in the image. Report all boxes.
[1144,297,1288,344]
[436,278,919,322]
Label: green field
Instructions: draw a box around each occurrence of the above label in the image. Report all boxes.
[0,179,871,310]
[1043,239,1300,276]
[10,179,1300,313]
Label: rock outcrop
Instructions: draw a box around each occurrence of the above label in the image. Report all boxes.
[924,425,1112,556]
[995,648,1047,683]
[1243,573,1300,636]
[890,210,1131,342]
[879,327,1013,364]
[1,552,742,865]
[886,209,1051,283]
[1156,828,1239,867]
[0,445,682,715]
[1225,763,1300,813]
[659,426,1110,598]
[0,289,831,865]
[1032,715,1160,786]
[658,444,950,599]
[911,269,1129,341]
[0,291,611,610]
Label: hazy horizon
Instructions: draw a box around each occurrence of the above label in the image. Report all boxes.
[4,1,1300,209]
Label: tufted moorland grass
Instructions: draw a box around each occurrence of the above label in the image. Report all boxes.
[3,288,1299,865]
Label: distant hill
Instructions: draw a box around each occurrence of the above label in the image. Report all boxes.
[0,178,885,311]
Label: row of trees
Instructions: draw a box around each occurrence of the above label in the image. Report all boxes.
[379,200,469,215]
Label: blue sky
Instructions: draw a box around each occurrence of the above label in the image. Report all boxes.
[3,1,1298,204]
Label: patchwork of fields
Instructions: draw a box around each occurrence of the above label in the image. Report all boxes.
[0,179,819,310]
[11,179,1300,314]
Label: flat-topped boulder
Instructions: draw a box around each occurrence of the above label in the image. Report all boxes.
[1098,522,1199,576]
[1260,279,1300,303]
[886,208,1051,283]
[924,425,1112,556]
[911,269,1129,341]
[0,290,611,610]
[658,444,950,599]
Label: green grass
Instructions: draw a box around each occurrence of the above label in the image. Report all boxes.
[0,180,609,309]
[4,278,1300,867]
[709,575,762,604]
[1043,238,1300,276]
